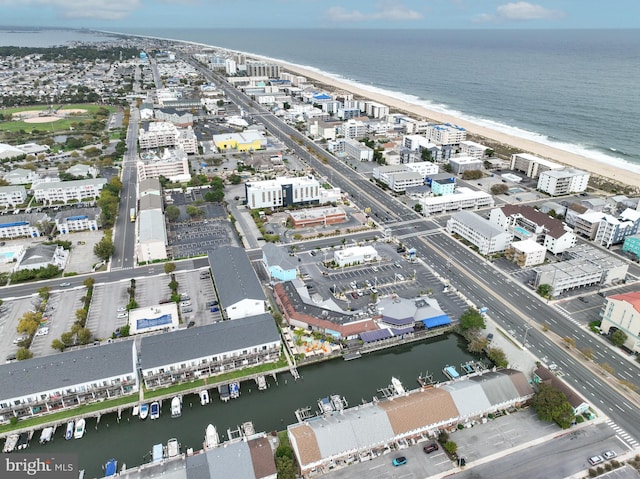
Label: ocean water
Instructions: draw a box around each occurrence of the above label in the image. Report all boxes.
[0,27,112,47]
[2,28,639,173]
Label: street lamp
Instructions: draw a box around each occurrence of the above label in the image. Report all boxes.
[523,324,532,347]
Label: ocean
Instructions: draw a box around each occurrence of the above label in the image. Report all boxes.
[2,28,639,173]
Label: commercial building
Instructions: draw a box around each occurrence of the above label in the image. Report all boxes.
[208,246,267,320]
[333,245,380,267]
[137,208,167,263]
[505,240,547,268]
[447,211,513,255]
[448,156,483,175]
[128,303,179,335]
[537,168,590,196]
[213,130,266,152]
[419,187,494,216]
[32,178,107,205]
[600,291,640,354]
[532,244,628,296]
[54,208,100,234]
[154,107,194,127]
[426,124,467,145]
[459,140,489,159]
[137,148,191,183]
[139,314,281,389]
[509,153,563,178]
[0,341,137,421]
[245,176,320,209]
[289,206,347,228]
[262,243,298,282]
[0,185,27,208]
[369,296,451,339]
[0,213,46,239]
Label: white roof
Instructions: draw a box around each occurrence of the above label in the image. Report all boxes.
[511,239,546,253]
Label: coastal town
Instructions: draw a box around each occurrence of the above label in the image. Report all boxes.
[0,32,640,479]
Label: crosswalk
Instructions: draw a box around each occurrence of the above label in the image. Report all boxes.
[552,304,583,328]
[606,418,639,449]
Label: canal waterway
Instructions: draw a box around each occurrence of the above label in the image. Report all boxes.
[24,334,481,478]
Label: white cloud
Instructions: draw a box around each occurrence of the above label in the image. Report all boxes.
[0,0,142,20]
[326,0,423,22]
[474,2,564,23]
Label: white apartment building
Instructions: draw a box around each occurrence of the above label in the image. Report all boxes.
[0,213,46,239]
[419,188,494,215]
[138,121,178,149]
[54,208,100,234]
[0,185,27,208]
[225,58,237,75]
[343,138,373,162]
[537,168,590,196]
[460,140,489,159]
[341,119,368,139]
[510,153,563,178]
[373,165,409,184]
[426,124,467,145]
[446,211,513,255]
[137,148,191,183]
[363,101,389,119]
[600,292,640,354]
[387,171,425,193]
[245,176,321,209]
[404,161,439,177]
[449,156,484,174]
[506,240,547,268]
[2,168,38,185]
[32,178,107,205]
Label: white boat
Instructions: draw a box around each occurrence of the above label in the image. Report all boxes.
[139,403,149,420]
[199,390,210,406]
[257,376,267,390]
[149,401,160,420]
[74,418,86,439]
[391,377,405,395]
[204,424,219,449]
[3,433,19,452]
[166,438,179,458]
[39,426,54,444]
[65,420,74,440]
[170,396,182,418]
[131,405,139,417]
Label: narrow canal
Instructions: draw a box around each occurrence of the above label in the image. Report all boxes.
[26,334,481,478]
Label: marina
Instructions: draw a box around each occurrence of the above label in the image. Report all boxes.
[443,364,460,380]
[39,426,54,444]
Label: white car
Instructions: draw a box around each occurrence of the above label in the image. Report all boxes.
[372,266,378,272]
[603,450,617,460]
[35,327,49,337]
[13,335,28,344]
[588,455,604,466]
[117,307,127,312]
[60,282,71,287]
[116,312,128,319]
[180,301,191,307]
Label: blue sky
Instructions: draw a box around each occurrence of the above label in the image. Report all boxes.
[0,0,637,29]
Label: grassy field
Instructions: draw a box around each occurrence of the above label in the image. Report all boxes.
[0,103,116,133]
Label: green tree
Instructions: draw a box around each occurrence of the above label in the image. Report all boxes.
[186,204,203,218]
[459,308,486,332]
[531,383,575,429]
[94,234,115,261]
[204,190,224,202]
[77,328,92,345]
[461,170,483,180]
[60,331,75,346]
[611,329,628,347]
[228,173,242,185]
[487,347,508,368]
[444,441,458,454]
[536,284,552,298]
[17,311,42,335]
[275,456,295,479]
[75,309,88,322]
[164,262,177,274]
[490,183,509,195]
[51,339,65,352]
[83,277,95,289]
[413,203,423,213]
[165,205,181,222]
[37,286,51,299]
[16,348,33,361]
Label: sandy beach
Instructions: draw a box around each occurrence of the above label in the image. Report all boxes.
[263,59,640,190]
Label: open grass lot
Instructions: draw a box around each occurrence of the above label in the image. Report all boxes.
[0,103,117,133]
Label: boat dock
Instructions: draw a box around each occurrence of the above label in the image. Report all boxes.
[294,406,314,423]
[417,371,436,387]
[443,365,460,380]
[343,352,361,361]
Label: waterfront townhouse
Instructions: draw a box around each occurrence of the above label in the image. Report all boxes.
[509,153,563,178]
[54,208,101,234]
[419,187,494,216]
[0,340,137,421]
[139,314,281,390]
[600,291,640,354]
[0,213,48,239]
[447,211,514,255]
[490,204,577,255]
[32,178,107,205]
[448,156,483,174]
[288,369,533,476]
[2,167,38,185]
[426,124,467,145]
[0,185,27,208]
[137,147,191,183]
[244,176,321,209]
[208,246,267,320]
[460,140,489,159]
[213,130,266,152]
[532,244,628,296]
[262,243,298,282]
[537,168,590,196]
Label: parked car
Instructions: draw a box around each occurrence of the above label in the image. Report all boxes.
[392,457,407,467]
[117,307,127,312]
[13,335,28,344]
[35,327,49,337]
[5,353,17,363]
[116,312,128,319]
[206,300,218,307]
[423,443,439,454]
[372,266,378,272]
[180,294,190,301]
[182,307,193,313]
[187,321,196,329]
[578,296,589,303]
[180,301,191,307]
[588,455,604,466]
[210,307,219,313]
[603,450,617,460]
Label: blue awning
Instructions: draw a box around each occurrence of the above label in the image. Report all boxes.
[422,314,451,328]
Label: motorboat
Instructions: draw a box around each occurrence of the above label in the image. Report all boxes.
[3,433,19,452]
[166,438,179,458]
[139,403,149,420]
[17,432,30,449]
[199,390,210,406]
[65,421,74,440]
[170,396,182,418]
[151,444,163,463]
[74,418,86,439]
[204,424,219,449]
[149,401,160,420]
[39,427,54,444]
[104,459,117,477]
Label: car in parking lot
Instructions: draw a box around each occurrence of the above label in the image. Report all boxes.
[351,292,358,299]
[372,266,378,272]
[603,450,617,460]
[578,296,588,303]
[392,457,407,466]
[182,307,193,313]
[423,443,439,454]
[180,301,191,307]
[35,327,49,337]
[60,282,71,287]
[116,312,128,319]
[180,294,190,301]
[5,353,17,363]
[187,321,196,328]
[394,262,402,269]
[206,300,218,307]
[588,455,604,466]
[117,307,127,312]
[210,307,219,313]
[13,335,28,344]
[309,250,317,256]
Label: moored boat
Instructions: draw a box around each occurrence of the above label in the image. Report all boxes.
[65,420,74,440]
[170,396,182,418]
[74,418,86,439]
[17,432,29,449]
[104,459,117,477]
[139,403,149,420]
[256,376,267,390]
[229,382,240,399]
[391,377,405,395]
[199,390,210,406]
[39,426,54,444]
[3,433,19,452]
[149,401,160,420]
[204,424,219,449]
[166,438,179,458]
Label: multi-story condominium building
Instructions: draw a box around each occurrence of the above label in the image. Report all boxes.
[510,153,563,178]
[489,204,576,255]
[449,156,484,174]
[0,213,47,239]
[537,168,590,196]
[405,161,439,177]
[341,119,368,139]
[245,176,321,209]
[54,208,100,234]
[0,185,27,208]
[246,61,280,77]
[600,292,640,354]
[224,58,237,75]
[403,134,433,151]
[426,124,467,145]
[426,173,456,196]
[343,138,373,162]
[213,130,266,152]
[386,171,425,193]
[505,239,547,268]
[460,140,489,159]
[138,121,179,149]
[32,178,107,205]
[533,244,628,296]
[622,234,640,258]
[447,211,513,255]
[307,119,339,140]
[363,101,389,119]
[2,167,38,185]
[419,188,494,215]
[337,107,361,120]
[137,147,191,183]
[592,209,640,248]
[373,165,408,184]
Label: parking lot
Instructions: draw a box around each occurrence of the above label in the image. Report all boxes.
[0,296,38,362]
[168,219,236,259]
[87,280,133,340]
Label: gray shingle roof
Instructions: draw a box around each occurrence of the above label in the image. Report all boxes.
[208,246,266,307]
[0,341,135,401]
[262,243,297,272]
[139,313,280,371]
[452,210,506,239]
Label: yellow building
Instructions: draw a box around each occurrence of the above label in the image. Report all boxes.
[213,131,266,152]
